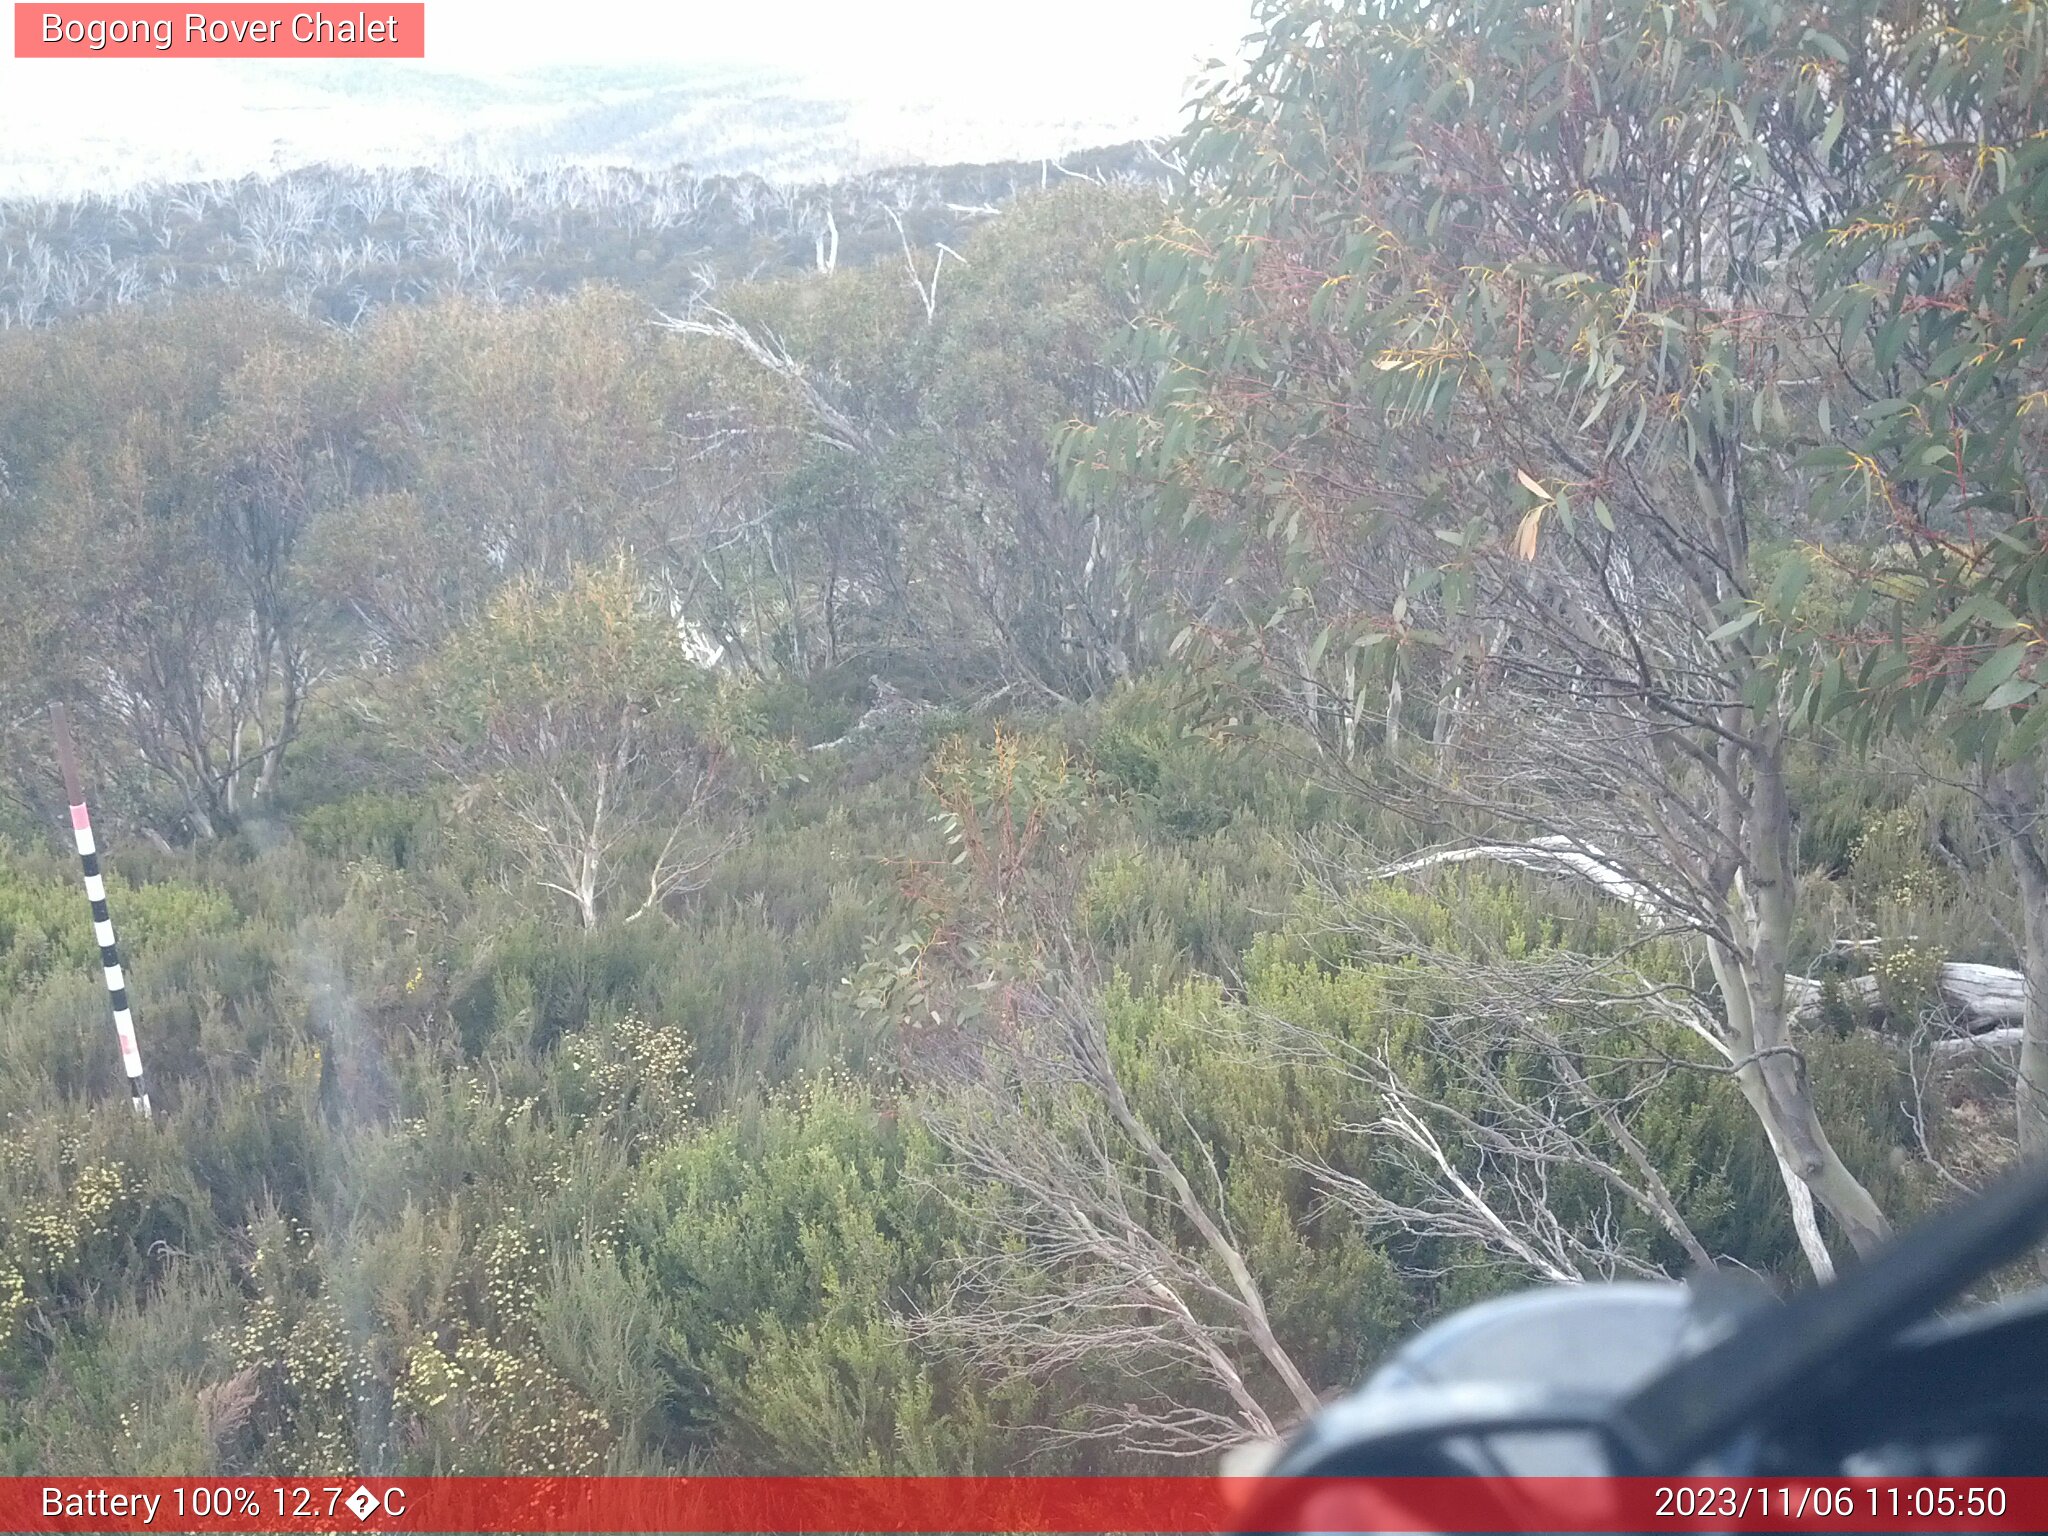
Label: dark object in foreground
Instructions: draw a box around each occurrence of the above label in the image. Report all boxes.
[1253,1158,2048,1516]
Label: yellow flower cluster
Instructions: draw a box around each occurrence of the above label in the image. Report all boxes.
[1874,940,1945,1014]
[393,1330,610,1473]
[1848,810,1949,909]
[0,1261,25,1342]
[560,1011,694,1137]
[4,1152,129,1273]
[477,1223,540,1324]
[226,1225,367,1473]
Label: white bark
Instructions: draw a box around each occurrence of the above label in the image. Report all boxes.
[1384,842,2028,1033]
[1372,838,1666,920]
[1778,1160,1835,1282]
[1787,963,2027,1030]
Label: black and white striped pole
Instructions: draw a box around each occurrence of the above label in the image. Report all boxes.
[51,704,152,1116]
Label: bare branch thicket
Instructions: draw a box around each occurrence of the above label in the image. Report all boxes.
[913,985,1320,1458]
[437,696,727,932]
[653,301,871,457]
[1248,876,1717,1281]
[1299,765,1850,1284]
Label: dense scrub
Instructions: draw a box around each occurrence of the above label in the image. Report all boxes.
[3,678,1943,1472]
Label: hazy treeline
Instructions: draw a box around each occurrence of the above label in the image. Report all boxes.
[0,146,1170,329]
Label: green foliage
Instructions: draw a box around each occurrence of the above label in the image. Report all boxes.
[1074,0,1867,531]
[0,855,233,1000]
[1075,847,1267,985]
[1086,680,1344,840]
[1762,3,2047,762]
[0,62,2020,1477]
[425,559,716,753]
[624,1079,1018,1472]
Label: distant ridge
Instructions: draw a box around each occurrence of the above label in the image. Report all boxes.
[0,56,1206,199]
[0,144,1173,328]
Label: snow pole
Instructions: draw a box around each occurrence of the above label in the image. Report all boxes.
[51,704,152,1116]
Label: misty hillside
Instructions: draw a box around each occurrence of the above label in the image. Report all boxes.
[0,53,1207,199]
[0,144,1170,328]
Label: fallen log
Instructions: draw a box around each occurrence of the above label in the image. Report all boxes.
[1931,1026,2024,1058]
[1788,962,2027,1056]
[1372,836,1665,918]
[1787,963,2025,1028]
[1373,839,2031,1043]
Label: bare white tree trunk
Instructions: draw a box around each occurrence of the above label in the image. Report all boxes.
[916,988,1319,1456]
[1985,756,2048,1276]
[1360,724,1894,1283]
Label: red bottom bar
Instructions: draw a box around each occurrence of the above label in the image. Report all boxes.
[3,1476,2042,1533]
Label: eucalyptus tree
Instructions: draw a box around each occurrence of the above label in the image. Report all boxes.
[1068,0,1981,1272]
[0,298,343,837]
[1776,0,2047,1183]
[661,184,1204,701]
[407,560,734,930]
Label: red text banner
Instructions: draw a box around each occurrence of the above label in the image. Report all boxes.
[1,1476,2044,1533]
[14,5,425,58]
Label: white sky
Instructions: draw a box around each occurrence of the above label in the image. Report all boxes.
[432,1,1252,78]
[1,1,1260,195]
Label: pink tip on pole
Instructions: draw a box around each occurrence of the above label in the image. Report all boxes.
[70,803,92,831]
